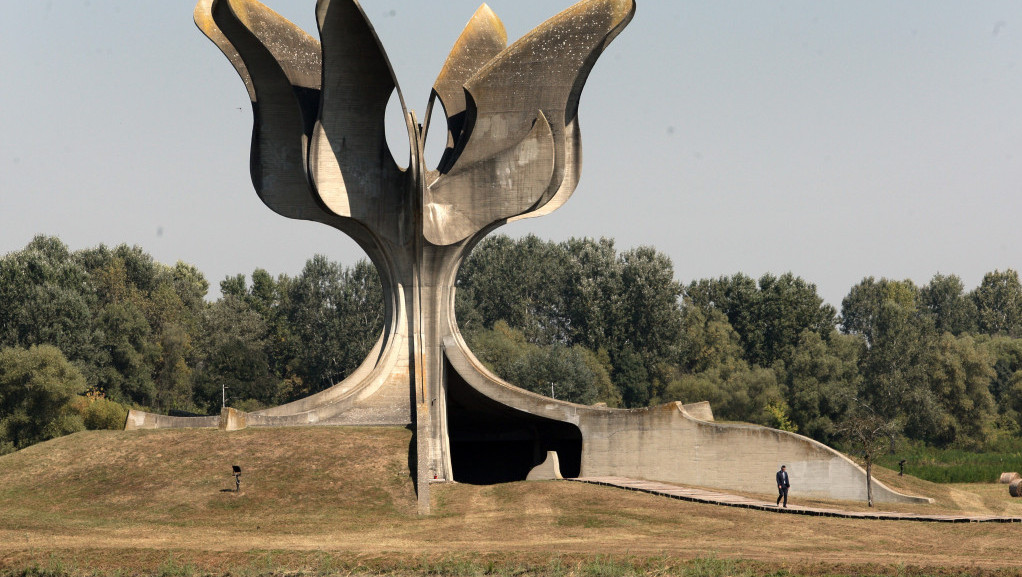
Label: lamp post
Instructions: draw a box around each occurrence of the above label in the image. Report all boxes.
[222,384,227,409]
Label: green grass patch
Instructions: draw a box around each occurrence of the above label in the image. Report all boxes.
[877,438,1022,483]
[5,554,1021,577]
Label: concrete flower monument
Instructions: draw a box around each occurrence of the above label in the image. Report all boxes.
[127,0,930,513]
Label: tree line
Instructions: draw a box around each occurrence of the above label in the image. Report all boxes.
[3,234,1022,455]
[463,238,1022,452]
[0,235,383,453]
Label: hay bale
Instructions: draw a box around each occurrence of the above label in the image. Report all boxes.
[999,472,1020,484]
[1010,479,1022,498]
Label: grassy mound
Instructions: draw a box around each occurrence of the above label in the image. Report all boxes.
[2,427,1022,576]
[0,427,417,536]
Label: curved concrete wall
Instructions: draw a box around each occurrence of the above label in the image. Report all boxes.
[124,308,414,430]
[443,335,930,505]
[577,403,928,504]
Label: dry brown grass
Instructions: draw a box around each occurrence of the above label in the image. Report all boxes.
[1,427,1021,576]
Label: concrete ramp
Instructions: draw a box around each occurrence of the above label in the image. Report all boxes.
[573,477,1014,522]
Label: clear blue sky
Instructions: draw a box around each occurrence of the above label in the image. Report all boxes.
[2,1,1020,308]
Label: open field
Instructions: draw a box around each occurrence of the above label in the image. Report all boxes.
[876,440,1022,484]
[2,427,1021,576]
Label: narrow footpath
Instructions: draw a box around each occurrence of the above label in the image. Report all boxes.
[570,476,1022,523]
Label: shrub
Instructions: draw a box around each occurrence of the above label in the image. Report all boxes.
[0,345,87,453]
[82,397,129,430]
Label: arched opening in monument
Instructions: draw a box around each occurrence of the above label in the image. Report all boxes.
[444,358,582,484]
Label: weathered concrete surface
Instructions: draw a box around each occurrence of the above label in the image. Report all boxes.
[527,451,563,481]
[125,410,218,430]
[443,334,930,505]
[219,407,248,431]
[578,403,930,504]
[680,401,714,421]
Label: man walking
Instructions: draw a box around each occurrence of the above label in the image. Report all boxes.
[776,465,790,507]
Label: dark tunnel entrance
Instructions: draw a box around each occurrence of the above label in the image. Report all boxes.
[445,358,583,484]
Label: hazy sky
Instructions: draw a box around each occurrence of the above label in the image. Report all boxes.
[2,1,1020,308]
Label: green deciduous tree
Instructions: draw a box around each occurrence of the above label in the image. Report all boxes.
[562,237,623,354]
[841,277,999,448]
[785,330,860,444]
[457,235,569,344]
[686,273,760,362]
[686,272,835,368]
[458,235,683,407]
[76,244,208,412]
[924,334,996,448]
[972,269,1022,337]
[91,301,159,407]
[466,321,618,406]
[667,300,783,425]
[756,273,837,368]
[0,236,95,364]
[842,278,934,435]
[840,277,919,347]
[920,273,977,336]
[280,256,383,398]
[222,268,295,389]
[0,345,87,454]
[978,336,1022,435]
[677,299,745,375]
[194,294,276,412]
[617,246,683,400]
[666,362,781,425]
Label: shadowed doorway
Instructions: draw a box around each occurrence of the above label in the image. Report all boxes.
[444,358,582,484]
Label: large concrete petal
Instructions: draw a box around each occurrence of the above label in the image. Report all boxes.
[311,0,412,241]
[212,0,320,89]
[431,4,507,170]
[509,117,581,221]
[455,0,634,216]
[195,0,255,100]
[207,0,323,222]
[424,112,554,246]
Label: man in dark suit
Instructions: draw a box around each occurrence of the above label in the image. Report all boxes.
[776,465,790,507]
